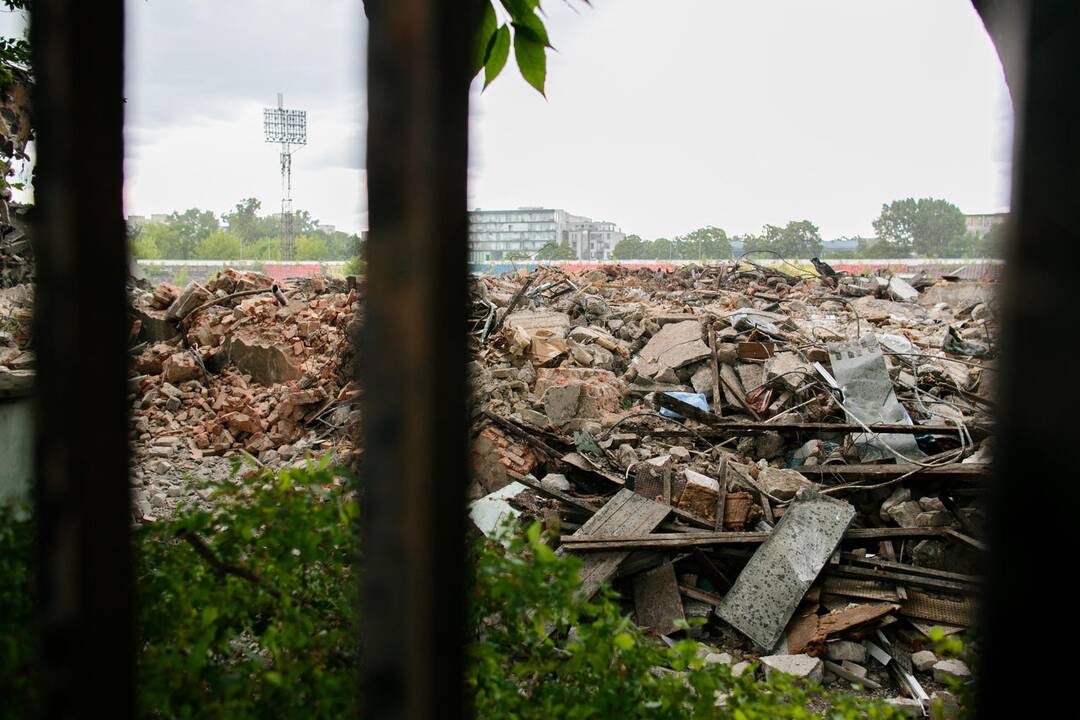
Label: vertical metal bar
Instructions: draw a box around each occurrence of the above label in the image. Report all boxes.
[982,2,1077,717]
[30,1,132,717]
[361,1,477,718]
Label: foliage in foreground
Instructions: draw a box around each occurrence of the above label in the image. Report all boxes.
[3,463,903,718]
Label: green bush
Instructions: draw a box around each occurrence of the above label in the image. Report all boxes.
[1,464,910,718]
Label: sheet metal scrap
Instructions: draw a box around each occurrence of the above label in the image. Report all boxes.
[827,335,927,462]
[717,491,856,650]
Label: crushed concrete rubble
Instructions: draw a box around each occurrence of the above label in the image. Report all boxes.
[467,259,993,706]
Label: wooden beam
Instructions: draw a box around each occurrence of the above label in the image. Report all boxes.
[622,420,990,439]
[824,565,979,595]
[559,527,949,551]
[797,463,990,481]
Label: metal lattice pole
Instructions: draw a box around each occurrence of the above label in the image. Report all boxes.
[264,93,306,260]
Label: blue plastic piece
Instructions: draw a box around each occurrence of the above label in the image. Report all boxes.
[658,392,710,419]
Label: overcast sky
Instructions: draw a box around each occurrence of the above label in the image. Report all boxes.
[6,0,1014,239]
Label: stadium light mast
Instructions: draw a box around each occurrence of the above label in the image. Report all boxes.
[263,93,307,260]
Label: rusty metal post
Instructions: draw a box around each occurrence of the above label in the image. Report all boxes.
[983,1,1079,716]
[30,1,132,717]
[361,1,477,718]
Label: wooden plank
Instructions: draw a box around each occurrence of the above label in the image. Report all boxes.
[838,553,982,584]
[509,469,599,515]
[824,565,978,595]
[560,527,948,551]
[714,465,728,531]
[678,584,725,607]
[823,576,901,603]
[945,528,988,550]
[797,463,990,480]
[562,489,672,600]
[622,422,988,439]
[708,328,723,416]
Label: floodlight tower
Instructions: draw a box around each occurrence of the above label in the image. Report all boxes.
[263,93,307,259]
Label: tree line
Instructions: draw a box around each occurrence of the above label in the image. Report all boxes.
[128,198,363,261]
[608,197,1006,260]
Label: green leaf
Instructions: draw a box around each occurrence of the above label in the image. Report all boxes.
[484,25,511,88]
[613,632,634,651]
[472,1,499,76]
[533,543,555,564]
[264,671,284,686]
[512,10,551,48]
[525,521,540,545]
[513,28,547,95]
[514,30,548,95]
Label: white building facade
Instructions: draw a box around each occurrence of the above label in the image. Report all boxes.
[467,207,624,262]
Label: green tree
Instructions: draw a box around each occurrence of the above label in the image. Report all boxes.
[972,221,1007,258]
[743,221,822,258]
[612,234,647,260]
[165,208,220,259]
[195,231,243,260]
[249,237,283,261]
[535,239,577,261]
[138,222,182,259]
[222,197,263,246]
[652,237,674,260]
[129,225,160,260]
[676,226,731,260]
[872,197,965,257]
[295,234,329,261]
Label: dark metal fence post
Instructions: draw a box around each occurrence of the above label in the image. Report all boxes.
[983,2,1079,716]
[361,1,477,718]
[30,1,132,717]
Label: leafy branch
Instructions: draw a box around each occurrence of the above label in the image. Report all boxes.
[473,0,589,95]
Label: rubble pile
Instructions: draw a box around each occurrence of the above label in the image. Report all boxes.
[467,260,993,710]
[123,268,360,517]
[130,268,360,459]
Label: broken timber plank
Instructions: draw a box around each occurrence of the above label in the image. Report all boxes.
[678,584,725,607]
[797,463,989,481]
[837,552,982,584]
[559,527,949,551]
[824,565,979,595]
[708,328,723,416]
[624,422,988,439]
[560,489,671,600]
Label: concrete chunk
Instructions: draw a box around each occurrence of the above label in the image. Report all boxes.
[759,654,823,683]
[227,334,301,386]
[758,466,813,501]
[933,658,971,683]
[825,640,866,664]
[639,320,710,372]
[717,492,856,649]
[912,650,938,672]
